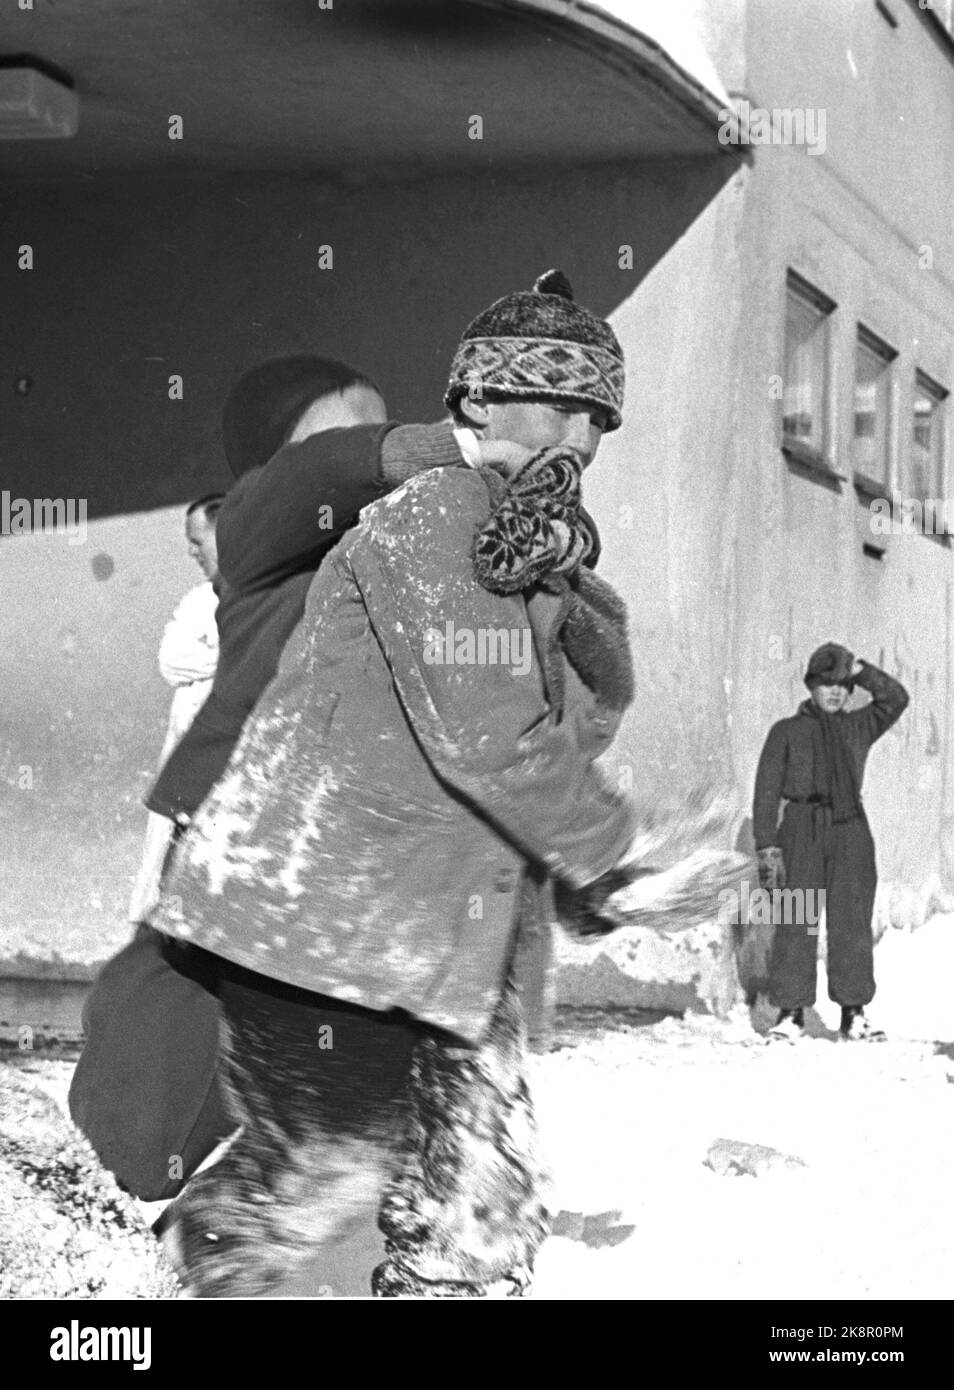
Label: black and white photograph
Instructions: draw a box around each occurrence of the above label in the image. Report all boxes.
[0,0,950,1339]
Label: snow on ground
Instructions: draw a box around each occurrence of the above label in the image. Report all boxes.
[529,915,954,1300]
[3,915,952,1298]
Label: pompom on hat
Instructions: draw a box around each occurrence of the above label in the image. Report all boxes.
[804,642,855,689]
[444,270,625,431]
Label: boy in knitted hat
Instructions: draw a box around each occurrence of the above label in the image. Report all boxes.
[753,644,909,1042]
[149,272,733,1297]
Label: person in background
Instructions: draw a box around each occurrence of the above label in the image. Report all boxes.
[70,356,469,1207]
[753,643,909,1043]
[127,495,223,926]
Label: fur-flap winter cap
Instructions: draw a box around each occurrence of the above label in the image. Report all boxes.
[804,642,855,689]
[444,270,625,431]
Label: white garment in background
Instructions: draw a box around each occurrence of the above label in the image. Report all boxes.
[128,581,219,922]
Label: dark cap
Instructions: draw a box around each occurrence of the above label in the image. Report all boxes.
[222,355,378,478]
[804,642,855,689]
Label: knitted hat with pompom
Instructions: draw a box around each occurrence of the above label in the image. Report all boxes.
[444,270,625,431]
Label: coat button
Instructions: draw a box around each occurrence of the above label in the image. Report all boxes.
[493,869,517,893]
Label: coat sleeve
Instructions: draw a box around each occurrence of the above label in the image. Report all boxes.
[215,423,396,591]
[157,585,219,687]
[752,720,788,850]
[215,421,464,593]
[848,660,910,746]
[347,470,636,889]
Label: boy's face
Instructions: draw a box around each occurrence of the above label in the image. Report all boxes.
[186,511,218,581]
[811,683,850,713]
[461,397,608,469]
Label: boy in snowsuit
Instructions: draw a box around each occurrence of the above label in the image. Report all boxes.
[753,643,909,1042]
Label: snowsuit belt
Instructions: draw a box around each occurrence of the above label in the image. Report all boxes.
[785,795,863,838]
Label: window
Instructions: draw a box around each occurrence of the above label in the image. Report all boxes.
[909,371,947,503]
[852,326,896,487]
[782,273,835,460]
[925,0,954,40]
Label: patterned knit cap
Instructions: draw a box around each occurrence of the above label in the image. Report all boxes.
[444,270,625,432]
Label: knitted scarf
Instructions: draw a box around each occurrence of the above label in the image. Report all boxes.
[473,450,634,713]
[800,699,863,823]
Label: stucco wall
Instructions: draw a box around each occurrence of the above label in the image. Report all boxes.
[731,0,954,896]
[585,0,954,889]
[558,0,954,1009]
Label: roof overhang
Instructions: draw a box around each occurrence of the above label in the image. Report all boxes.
[493,0,739,139]
[0,0,743,184]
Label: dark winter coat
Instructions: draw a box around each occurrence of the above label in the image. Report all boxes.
[752,661,909,850]
[152,466,635,1045]
[147,422,459,821]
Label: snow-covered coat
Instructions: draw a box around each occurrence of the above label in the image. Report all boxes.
[152,467,635,1044]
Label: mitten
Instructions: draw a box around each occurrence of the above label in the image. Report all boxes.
[554,869,632,939]
[757,846,786,892]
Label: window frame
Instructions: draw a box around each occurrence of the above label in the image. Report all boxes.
[908,368,950,541]
[780,270,841,483]
[851,323,898,500]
